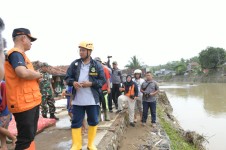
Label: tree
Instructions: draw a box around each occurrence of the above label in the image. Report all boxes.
[173,63,187,75]
[125,55,143,69]
[199,47,226,69]
[189,56,199,63]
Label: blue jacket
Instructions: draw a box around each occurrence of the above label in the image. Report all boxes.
[64,58,106,104]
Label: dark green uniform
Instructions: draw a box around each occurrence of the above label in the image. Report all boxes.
[39,71,56,116]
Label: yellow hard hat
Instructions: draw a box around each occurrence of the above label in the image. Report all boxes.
[78,41,94,50]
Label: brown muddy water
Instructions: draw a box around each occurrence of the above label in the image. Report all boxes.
[160,83,226,150]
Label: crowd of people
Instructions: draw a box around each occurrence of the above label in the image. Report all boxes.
[0,17,159,150]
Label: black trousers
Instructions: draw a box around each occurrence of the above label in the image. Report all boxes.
[108,91,113,111]
[13,105,40,150]
[111,84,121,109]
[100,90,108,110]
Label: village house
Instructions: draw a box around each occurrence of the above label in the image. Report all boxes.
[154,69,176,76]
[32,61,69,97]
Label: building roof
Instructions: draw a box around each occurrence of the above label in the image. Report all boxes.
[32,61,69,76]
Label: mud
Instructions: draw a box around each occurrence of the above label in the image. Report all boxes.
[35,111,72,150]
[35,106,117,150]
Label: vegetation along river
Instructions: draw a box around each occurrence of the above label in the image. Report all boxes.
[160,83,226,150]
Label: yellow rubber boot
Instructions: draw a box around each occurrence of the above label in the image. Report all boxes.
[87,126,98,150]
[70,128,82,150]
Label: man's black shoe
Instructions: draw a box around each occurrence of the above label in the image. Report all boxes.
[109,110,113,113]
[50,114,59,120]
[130,122,135,127]
[42,114,47,118]
[116,110,122,114]
[104,118,111,121]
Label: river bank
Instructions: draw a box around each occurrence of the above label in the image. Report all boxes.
[99,91,205,150]
[161,82,226,150]
[155,72,226,83]
[157,91,205,150]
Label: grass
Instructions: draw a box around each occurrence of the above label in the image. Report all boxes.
[157,106,198,150]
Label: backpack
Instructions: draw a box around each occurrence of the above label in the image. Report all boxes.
[0,81,7,112]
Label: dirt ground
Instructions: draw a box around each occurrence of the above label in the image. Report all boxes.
[35,109,117,150]
[1,111,72,150]
[119,116,155,150]
[35,111,72,150]
[35,112,156,150]
[3,109,156,150]
[35,125,71,150]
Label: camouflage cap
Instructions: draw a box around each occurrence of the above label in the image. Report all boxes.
[112,61,117,65]
[41,62,49,67]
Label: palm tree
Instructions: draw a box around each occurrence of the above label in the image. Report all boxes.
[125,55,143,69]
[173,62,187,75]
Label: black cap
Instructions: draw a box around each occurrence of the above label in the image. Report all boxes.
[94,57,102,63]
[12,28,37,42]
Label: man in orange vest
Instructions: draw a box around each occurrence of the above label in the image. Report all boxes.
[117,75,138,127]
[4,28,43,150]
[94,57,111,121]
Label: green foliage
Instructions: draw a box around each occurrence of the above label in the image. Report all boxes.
[125,55,143,69]
[152,59,188,75]
[147,67,154,74]
[173,63,187,75]
[199,47,226,69]
[157,107,197,150]
[192,65,202,75]
[189,56,200,64]
[149,47,226,76]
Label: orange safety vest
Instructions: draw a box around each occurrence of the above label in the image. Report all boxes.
[125,84,135,97]
[4,48,41,113]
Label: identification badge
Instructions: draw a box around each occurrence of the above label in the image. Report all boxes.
[89,66,98,76]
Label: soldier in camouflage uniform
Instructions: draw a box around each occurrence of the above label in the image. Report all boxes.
[39,62,59,120]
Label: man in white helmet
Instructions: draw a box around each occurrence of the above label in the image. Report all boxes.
[133,69,145,122]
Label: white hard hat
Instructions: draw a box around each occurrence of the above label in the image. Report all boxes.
[134,69,142,74]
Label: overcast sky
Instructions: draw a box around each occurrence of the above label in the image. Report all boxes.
[1,0,226,69]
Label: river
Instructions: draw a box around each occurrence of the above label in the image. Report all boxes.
[160,83,226,150]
